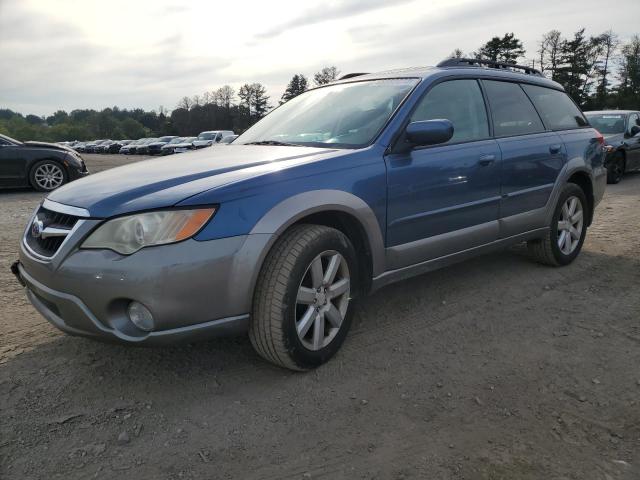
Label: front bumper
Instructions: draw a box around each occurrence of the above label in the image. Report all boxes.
[16,232,273,345]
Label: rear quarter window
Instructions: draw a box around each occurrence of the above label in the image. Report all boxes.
[521,84,587,131]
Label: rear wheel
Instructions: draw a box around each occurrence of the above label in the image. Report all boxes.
[527,183,588,266]
[250,224,357,371]
[29,160,67,192]
[607,152,625,184]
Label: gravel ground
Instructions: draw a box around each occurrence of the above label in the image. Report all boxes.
[1,154,639,479]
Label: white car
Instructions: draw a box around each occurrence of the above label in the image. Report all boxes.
[192,130,235,148]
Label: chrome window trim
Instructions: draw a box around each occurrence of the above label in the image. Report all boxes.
[42,199,90,218]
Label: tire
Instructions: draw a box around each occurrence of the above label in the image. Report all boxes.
[29,160,68,192]
[250,224,358,371]
[606,152,625,184]
[527,183,588,267]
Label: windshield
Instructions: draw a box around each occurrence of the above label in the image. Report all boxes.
[198,132,216,140]
[586,114,626,134]
[168,137,184,144]
[235,79,418,148]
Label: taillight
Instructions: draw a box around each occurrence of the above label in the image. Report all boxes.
[595,130,605,145]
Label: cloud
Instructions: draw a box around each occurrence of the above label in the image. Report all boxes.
[255,0,414,39]
[1,0,639,116]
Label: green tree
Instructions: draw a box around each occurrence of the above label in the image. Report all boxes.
[615,35,640,108]
[554,29,605,106]
[477,32,525,63]
[280,74,308,104]
[313,66,340,86]
[121,118,148,139]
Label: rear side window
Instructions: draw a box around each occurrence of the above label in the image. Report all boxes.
[483,80,544,137]
[411,79,489,144]
[521,84,587,130]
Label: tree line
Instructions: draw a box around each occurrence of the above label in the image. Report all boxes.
[456,29,640,110]
[1,30,639,143]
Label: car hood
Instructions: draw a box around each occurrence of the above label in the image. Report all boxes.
[24,141,75,154]
[47,145,340,217]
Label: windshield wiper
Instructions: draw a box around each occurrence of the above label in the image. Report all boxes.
[244,140,301,147]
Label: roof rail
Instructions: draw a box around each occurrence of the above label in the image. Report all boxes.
[338,72,369,80]
[437,57,542,76]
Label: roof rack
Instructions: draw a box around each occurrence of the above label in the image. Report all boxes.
[437,57,542,76]
[338,72,369,80]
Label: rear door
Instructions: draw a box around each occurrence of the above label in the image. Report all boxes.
[385,78,501,268]
[482,80,565,237]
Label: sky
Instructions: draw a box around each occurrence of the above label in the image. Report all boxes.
[0,0,638,117]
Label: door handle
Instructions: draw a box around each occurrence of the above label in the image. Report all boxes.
[478,154,496,166]
[549,144,562,154]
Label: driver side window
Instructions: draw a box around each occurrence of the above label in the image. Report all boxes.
[411,79,489,144]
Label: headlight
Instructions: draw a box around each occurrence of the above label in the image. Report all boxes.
[82,208,216,255]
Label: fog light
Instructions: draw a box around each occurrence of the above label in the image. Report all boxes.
[127,301,155,331]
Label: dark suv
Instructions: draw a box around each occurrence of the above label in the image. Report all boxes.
[14,58,606,370]
[585,110,640,183]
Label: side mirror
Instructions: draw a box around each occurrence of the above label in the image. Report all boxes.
[630,125,640,137]
[406,119,454,147]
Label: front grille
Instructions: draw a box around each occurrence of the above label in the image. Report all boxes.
[24,206,80,258]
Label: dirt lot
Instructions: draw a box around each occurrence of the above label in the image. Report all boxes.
[1,154,639,479]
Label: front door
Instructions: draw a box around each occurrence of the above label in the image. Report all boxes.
[385,79,501,269]
[0,140,27,187]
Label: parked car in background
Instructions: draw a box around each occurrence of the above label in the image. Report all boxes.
[13,59,606,370]
[171,136,197,153]
[95,140,115,154]
[147,136,179,155]
[220,135,238,144]
[105,140,132,153]
[134,138,159,155]
[585,110,640,184]
[0,133,89,191]
[73,142,88,153]
[193,130,235,148]
[119,139,144,155]
[160,137,186,155]
[84,140,110,154]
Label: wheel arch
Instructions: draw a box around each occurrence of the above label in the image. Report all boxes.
[566,170,594,226]
[249,190,386,296]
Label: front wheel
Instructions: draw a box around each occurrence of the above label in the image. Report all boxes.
[29,160,67,192]
[250,224,357,371]
[527,183,588,266]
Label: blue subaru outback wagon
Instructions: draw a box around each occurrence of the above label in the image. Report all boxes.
[14,58,606,370]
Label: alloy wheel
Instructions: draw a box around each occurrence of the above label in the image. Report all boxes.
[295,250,351,351]
[557,195,584,255]
[34,163,64,190]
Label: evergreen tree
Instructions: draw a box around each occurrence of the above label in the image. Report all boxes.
[313,66,340,86]
[280,74,309,104]
[476,32,525,63]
